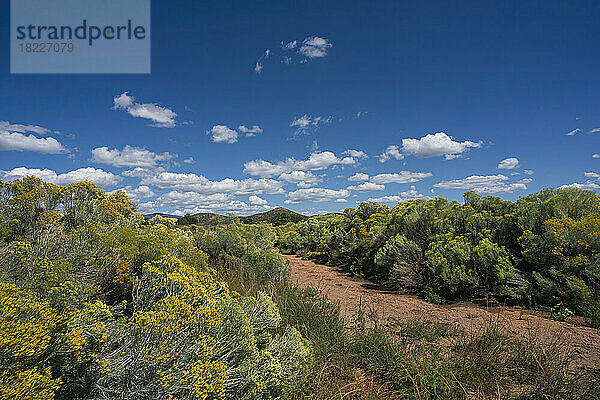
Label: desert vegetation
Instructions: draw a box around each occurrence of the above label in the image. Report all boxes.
[1,177,598,399]
[278,189,600,327]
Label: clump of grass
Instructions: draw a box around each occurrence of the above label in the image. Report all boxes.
[396,319,452,342]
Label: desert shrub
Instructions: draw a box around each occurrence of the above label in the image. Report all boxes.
[97,255,312,400]
[375,234,423,290]
[277,188,600,316]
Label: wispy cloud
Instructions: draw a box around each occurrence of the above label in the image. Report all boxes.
[254,35,333,73]
[290,114,332,136]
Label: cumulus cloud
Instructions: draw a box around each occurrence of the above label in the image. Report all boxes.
[237,125,263,137]
[348,173,369,182]
[433,174,530,194]
[138,191,271,216]
[124,168,285,195]
[370,172,432,184]
[243,151,358,178]
[566,128,581,136]
[523,169,534,175]
[590,128,600,134]
[561,171,600,190]
[0,167,121,187]
[402,132,481,159]
[285,187,350,204]
[183,157,195,164]
[497,157,520,170]
[91,145,177,168]
[278,170,321,188]
[378,145,403,162]
[113,91,177,128]
[379,133,481,162]
[0,121,67,154]
[0,131,66,154]
[208,125,238,144]
[249,195,267,205]
[559,181,600,190]
[347,182,385,192]
[368,186,429,203]
[112,185,156,202]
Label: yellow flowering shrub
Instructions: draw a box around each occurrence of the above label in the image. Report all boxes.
[98,255,312,400]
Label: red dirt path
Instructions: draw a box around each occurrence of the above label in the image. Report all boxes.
[284,254,600,373]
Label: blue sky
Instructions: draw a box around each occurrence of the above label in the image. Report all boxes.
[2,0,600,215]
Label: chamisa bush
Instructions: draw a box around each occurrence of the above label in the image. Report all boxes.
[277,188,600,325]
[0,177,311,399]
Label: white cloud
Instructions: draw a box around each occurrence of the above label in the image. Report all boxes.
[0,131,66,154]
[347,182,385,192]
[249,195,267,205]
[244,151,357,177]
[593,154,600,159]
[400,132,482,159]
[183,157,195,164]
[238,125,263,137]
[590,128,600,133]
[342,149,368,159]
[208,125,238,144]
[278,170,321,188]
[290,114,332,136]
[0,120,66,154]
[348,173,369,182]
[112,92,135,109]
[566,128,581,136]
[91,145,176,168]
[368,186,429,203]
[298,36,333,59]
[113,91,177,128]
[124,168,285,195]
[559,181,600,190]
[254,49,270,73]
[0,121,52,135]
[370,171,432,184]
[378,145,403,162]
[284,40,297,49]
[0,167,121,187]
[255,36,332,73]
[497,157,520,170]
[433,174,529,194]
[585,172,600,179]
[285,187,350,204]
[523,169,534,175]
[138,191,271,216]
[113,185,156,202]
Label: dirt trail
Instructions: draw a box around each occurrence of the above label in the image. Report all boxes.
[284,254,600,373]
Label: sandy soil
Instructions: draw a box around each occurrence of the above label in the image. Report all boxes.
[284,254,600,374]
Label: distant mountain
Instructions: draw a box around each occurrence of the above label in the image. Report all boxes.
[240,207,308,225]
[176,207,308,226]
[143,212,180,219]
